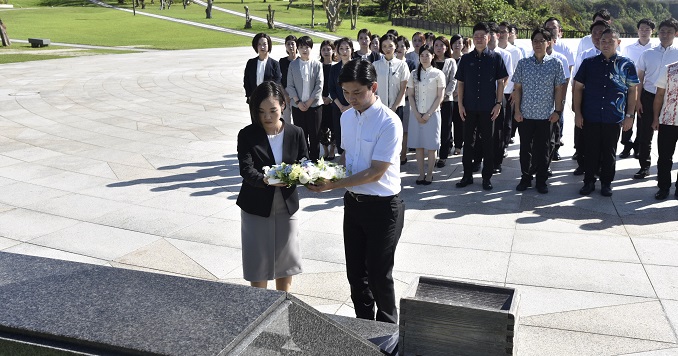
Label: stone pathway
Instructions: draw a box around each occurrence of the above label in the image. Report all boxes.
[1,46,678,355]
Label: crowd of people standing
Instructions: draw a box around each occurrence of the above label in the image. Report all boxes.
[236,12,678,322]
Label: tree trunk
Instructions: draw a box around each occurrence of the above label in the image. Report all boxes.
[206,0,213,18]
[266,5,275,29]
[349,0,358,30]
[323,0,342,32]
[311,0,315,28]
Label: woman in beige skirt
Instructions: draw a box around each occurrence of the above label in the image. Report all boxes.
[236,81,308,291]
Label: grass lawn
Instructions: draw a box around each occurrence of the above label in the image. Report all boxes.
[0,44,137,63]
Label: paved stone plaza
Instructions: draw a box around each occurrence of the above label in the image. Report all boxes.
[1,46,678,355]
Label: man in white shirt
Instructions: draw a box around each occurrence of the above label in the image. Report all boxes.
[633,18,678,180]
[498,21,524,151]
[545,28,571,164]
[308,59,404,325]
[544,17,575,73]
[619,18,656,159]
[577,9,613,58]
[508,24,527,58]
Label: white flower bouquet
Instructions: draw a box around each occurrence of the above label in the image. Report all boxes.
[263,158,347,187]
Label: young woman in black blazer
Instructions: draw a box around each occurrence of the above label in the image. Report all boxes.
[236,81,308,292]
[243,33,282,103]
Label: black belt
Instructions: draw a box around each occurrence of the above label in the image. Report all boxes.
[347,191,396,203]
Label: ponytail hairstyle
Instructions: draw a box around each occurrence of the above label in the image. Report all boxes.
[415,45,434,82]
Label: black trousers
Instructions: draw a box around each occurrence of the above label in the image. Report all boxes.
[637,90,656,170]
[293,105,322,161]
[657,124,678,190]
[463,110,495,179]
[439,101,453,160]
[520,119,552,185]
[620,113,636,150]
[583,122,621,185]
[575,125,586,168]
[504,93,517,143]
[452,101,464,149]
[494,102,506,167]
[331,104,344,154]
[343,192,404,324]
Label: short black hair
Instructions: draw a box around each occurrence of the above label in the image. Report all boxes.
[296,36,313,48]
[450,34,463,45]
[357,28,371,40]
[424,32,435,41]
[637,18,655,30]
[249,81,286,127]
[487,22,500,34]
[590,20,610,33]
[396,35,410,49]
[509,24,519,35]
[544,17,561,28]
[379,34,398,54]
[473,22,489,34]
[334,37,354,55]
[601,27,621,40]
[252,33,272,53]
[498,21,511,29]
[592,8,611,22]
[658,18,678,32]
[386,29,399,37]
[284,35,297,44]
[531,27,553,42]
[338,58,377,87]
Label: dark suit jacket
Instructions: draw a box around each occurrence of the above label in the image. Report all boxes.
[236,122,308,217]
[243,57,283,99]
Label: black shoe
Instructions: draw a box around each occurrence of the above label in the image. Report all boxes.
[633,169,649,179]
[600,184,613,197]
[547,168,553,177]
[493,165,502,174]
[619,148,631,159]
[516,180,532,191]
[436,159,446,168]
[456,177,473,188]
[472,163,481,173]
[572,152,578,160]
[423,178,433,185]
[655,189,670,200]
[482,179,493,190]
[536,184,549,194]
[552,151,561,161]
[415,179,425,185]
[573,167,585,176]
[580,182,595,195]
[509,138,515,144]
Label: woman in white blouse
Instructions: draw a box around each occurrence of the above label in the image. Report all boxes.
[287,36,324,161]
[373,34,410,165]
[407,45,445,185]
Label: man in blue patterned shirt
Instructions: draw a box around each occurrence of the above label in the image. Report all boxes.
[512,28,567,194]
[574,28,639,197]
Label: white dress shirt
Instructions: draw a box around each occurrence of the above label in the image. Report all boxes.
[637,44,678,94]
[622,40,655,64]
[341,99,403,196]
[299,59,312,101]
[499,43,523,93]
[553,41,576,67]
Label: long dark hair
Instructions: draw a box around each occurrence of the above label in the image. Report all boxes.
[249,81,286,127]
[319,39,337,63]
[434,36,452,60]
[415,45,434,82]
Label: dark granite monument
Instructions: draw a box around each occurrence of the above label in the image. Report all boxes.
[399,276,519,356]
[28,38,50,48]
[0,252,395,355]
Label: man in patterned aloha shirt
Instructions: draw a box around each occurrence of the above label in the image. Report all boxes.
[573,28,639,197]
[652,59,678,200]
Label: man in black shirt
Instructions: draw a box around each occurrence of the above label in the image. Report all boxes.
[454,22,509,190]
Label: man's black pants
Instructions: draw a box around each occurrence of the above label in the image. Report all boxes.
[583,121,621,185]
[637,90,656,170]
[657,124,678,190]
[343,192,404,324]
[464,111,495,179]
[439,101,453,160]
[520,119,552,185]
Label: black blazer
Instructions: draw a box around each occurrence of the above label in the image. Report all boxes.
[236,122,308,217]
[243,57,283,99]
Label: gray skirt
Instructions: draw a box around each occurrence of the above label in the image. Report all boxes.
[408,109,441,150]
[241,188,302,282]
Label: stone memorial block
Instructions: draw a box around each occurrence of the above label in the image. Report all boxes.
[399,276,519,356]
[0,252,386,355]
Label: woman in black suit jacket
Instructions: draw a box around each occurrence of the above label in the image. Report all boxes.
[236,81,308,292]
[243,33,282,103]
